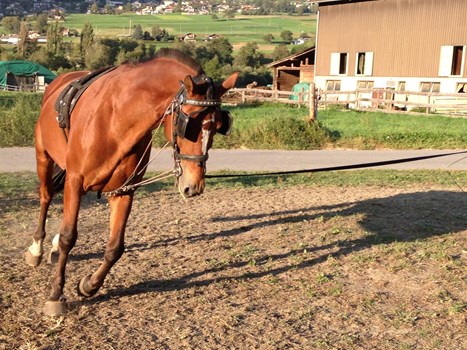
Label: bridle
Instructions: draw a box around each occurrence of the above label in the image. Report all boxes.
[101,73,232,197]
[167,75,222,178]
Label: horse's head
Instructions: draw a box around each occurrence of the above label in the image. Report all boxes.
[165,72,238,197]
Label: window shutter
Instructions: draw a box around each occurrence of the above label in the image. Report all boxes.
[439,46,453,76]
[364,52,374,76]
[330,53,340,75]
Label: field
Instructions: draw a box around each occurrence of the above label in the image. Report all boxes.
[0,176,466,349]
[63,13,316,48]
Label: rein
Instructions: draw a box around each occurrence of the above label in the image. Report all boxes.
[205,150,467,179]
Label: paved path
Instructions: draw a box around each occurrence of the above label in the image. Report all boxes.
[1,147,466,173]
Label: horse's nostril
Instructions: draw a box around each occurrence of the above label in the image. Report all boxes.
[183,186,191,196]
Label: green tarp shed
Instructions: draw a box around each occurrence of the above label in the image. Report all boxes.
[0,60,56,88]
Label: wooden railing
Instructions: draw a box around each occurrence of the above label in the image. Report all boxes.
[0,84,44,92]
[318,88,467,115]
[224,87,467,116]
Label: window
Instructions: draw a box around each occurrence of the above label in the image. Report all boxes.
[452,46,464,75]
[339,53,348,75]
[326,80,341,91]
[357,80,374,89]
[398,81,406,92]
[330,52,348,75]
[457,83,467,93]
[356,52,374,76]
[420,82,440,93]
[439,46,465,76]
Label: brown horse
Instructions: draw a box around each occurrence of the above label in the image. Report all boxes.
[25,48,238,316]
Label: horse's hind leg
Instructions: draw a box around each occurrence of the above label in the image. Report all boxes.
[25,150,55,267]
[78,193,134,298]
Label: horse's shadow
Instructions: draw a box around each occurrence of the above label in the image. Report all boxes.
[79,189,466,306]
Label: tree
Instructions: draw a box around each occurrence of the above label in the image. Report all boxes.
[17,22,36,59]
[280,30,293,44]
[151,25,163,39]
[90,2,99,14]
[272,44,290,61]
[1,16,21,34]
[172,41,196,59]
[174,0,183,13]
[235,42,263,69]
[47,21,63,55]
[85,41,111,70]
[80,22,94,60]
[132,24,143,40]
[206,37,233,65]
[17,21,29,58]
[104,4,115,14]
[123,3,133,12]
[34,14,48,35]
[263,33,274,44]
[204,55,222,82]
[100,38,123,63]
[223,10,236,20]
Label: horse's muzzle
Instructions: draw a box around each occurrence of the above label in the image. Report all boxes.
[181,182,205,197]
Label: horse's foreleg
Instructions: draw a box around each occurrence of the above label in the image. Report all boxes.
[25,151,55,267]
[78,193,134,298]
[43,175,82,316]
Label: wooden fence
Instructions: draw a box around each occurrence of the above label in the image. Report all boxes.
[0,83,44,92]
[225,87,467,117]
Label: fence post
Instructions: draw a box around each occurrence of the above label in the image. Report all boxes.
[307,83,317,123]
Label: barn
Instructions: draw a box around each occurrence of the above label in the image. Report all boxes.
[314,0,467,110]
[0,60,56,91]
[267,47,315,91]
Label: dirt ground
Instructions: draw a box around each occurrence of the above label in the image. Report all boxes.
[0,184,466,350]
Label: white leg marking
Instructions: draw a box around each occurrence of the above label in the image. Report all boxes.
[51,234,60,252]
[28,239,43,257]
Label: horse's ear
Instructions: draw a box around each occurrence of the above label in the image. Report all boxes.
[183,75,194,95]
[217,72,239,98]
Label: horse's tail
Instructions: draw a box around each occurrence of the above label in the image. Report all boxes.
[52,163,66,193]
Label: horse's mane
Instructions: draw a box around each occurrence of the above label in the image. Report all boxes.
[154,48,204,75]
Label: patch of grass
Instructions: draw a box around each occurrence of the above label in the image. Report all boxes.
[317,109,467,149]
[0,93,42,147]
[0,172,39,198]
[217,103,467,149]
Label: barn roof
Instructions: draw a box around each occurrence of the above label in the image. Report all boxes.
[0,60,56,87]
[267,47,315,68]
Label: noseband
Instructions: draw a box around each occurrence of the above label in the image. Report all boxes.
[167,75,222,177]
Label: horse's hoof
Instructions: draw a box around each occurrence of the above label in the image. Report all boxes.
[43,300,67,317]
[77,274,98,298]
[47,249,59,264]
[25,250,42,267]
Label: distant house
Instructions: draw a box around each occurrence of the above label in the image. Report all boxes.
[181,33,196,42]
[293,36,312,45]
[267,47,315,91]
[314,0,467,99]
[204,34,221,41]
